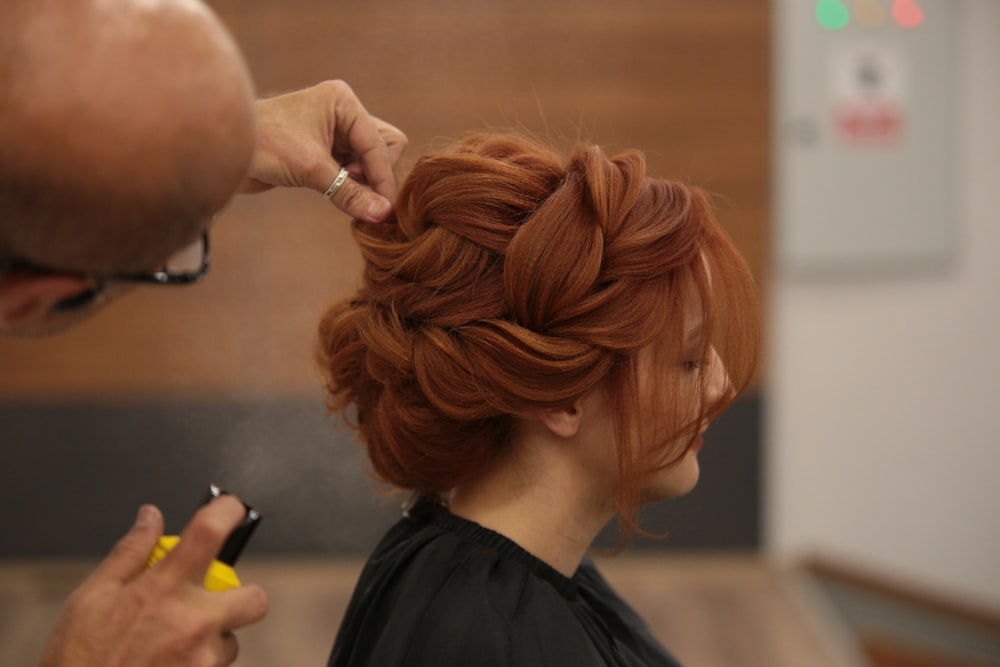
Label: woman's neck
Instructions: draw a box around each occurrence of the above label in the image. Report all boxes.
[448,434,616,578]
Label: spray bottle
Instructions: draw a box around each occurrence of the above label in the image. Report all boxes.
[146,484,261,592]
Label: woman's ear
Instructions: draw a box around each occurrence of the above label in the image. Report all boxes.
[535,401,585,439]
[0,274,91,329]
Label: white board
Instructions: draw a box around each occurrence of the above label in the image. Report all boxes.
[774,0,959,276]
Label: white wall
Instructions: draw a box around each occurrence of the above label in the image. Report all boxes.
[767,0,1000,610]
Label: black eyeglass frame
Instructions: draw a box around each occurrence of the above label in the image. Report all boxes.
[0,231,211,286]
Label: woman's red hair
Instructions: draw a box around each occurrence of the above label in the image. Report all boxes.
[318,131,759,539]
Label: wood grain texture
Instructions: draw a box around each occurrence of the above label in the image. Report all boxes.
[0,1,769,398]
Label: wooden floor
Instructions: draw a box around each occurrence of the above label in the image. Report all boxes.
[0,553,864,667]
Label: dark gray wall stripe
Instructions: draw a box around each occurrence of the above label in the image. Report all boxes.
[0,394,760,558]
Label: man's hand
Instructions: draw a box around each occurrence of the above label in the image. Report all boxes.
[39,496,268,667]
[242,79,408,222]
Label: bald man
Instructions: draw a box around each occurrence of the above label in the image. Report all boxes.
[0,0,405,337]
[0,1,405,666]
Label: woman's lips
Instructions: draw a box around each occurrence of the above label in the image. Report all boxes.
[692,423,710,451]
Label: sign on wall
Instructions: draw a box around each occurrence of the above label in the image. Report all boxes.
[775,0,958,275]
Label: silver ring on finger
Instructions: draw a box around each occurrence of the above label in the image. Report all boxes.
[323,167,350,200]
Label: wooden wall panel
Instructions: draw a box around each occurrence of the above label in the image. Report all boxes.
[0,0,770,398]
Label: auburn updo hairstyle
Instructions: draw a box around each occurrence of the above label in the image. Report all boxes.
[318,131,759,536]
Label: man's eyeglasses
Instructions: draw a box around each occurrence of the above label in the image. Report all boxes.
[0,231,211,286]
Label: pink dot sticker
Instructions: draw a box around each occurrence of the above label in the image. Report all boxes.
[892,0,924,28]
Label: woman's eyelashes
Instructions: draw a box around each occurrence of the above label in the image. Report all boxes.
[682,359,702,373]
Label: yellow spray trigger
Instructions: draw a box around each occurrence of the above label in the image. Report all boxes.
[144,485,261,592]
[147,535,241,592]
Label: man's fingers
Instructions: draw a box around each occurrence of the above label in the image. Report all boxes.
[324,80,404,208]
[92,504,164,584]
[331,120,406,187]
[351,133,396,204]
[215,583,269,630]
[327,172,392,223]
[375,117,408,169]
[193,629,241,667]
[351,118,406,207]
[329,87,397,204]
[156,495,246,586]
[221,631,240,666]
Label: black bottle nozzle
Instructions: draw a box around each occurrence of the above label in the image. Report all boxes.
[202,484,262,567]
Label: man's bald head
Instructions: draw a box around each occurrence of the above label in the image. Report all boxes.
[0,0,256,273]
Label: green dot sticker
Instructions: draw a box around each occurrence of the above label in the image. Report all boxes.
[816,0,850,31]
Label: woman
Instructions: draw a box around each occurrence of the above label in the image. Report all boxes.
[317,131,760,666]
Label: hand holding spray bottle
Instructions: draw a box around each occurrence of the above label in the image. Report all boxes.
[146,484,261,591]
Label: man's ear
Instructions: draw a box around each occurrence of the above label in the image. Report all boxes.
[0,274,91,328]
[536,400,585,439]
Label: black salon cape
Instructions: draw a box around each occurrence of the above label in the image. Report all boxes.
[327,498,683,667]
